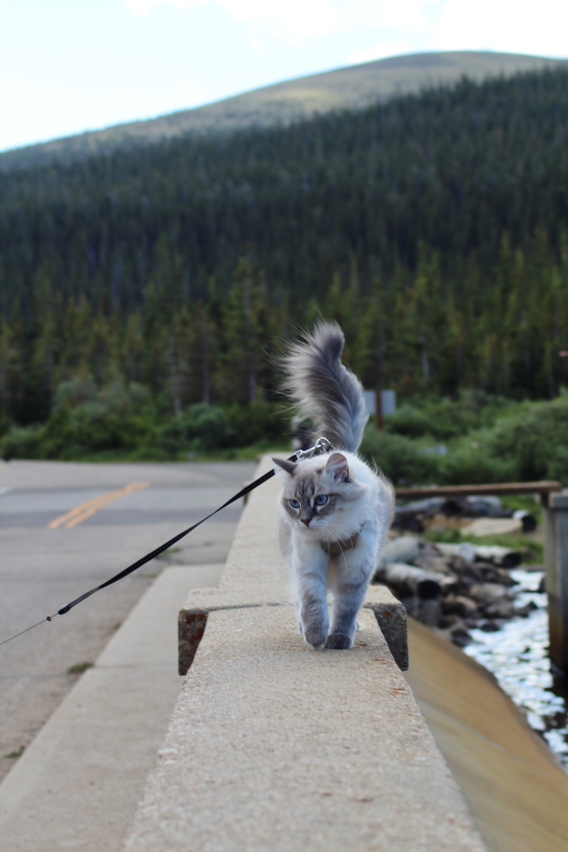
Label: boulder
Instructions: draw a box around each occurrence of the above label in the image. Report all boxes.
[378,536,427,568]
[469,583,511,604]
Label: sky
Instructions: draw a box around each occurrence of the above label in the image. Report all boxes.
[1,0,567,153]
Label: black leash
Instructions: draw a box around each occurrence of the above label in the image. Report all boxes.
[0,439,332,648]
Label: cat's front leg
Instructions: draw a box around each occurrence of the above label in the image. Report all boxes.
[326,548,375,650]
[294,545,329,649]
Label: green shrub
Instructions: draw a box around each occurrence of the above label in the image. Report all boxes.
[41,404,155,458]
[157,404,235,454]
[0,424,45,460]
[437,445,517,485]
[383,391,512,441]
[485,396,568,482]
[383,405,437,439]
[360,425,440,485]
[223,402,290,446]
[157,402,289,455]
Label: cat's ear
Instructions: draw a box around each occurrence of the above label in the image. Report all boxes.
[272,457,297,480]
[326,452,349,481]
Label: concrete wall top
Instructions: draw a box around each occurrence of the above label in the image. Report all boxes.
[124,457,487,852]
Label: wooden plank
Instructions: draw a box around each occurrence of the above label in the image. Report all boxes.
[395,481,562,501]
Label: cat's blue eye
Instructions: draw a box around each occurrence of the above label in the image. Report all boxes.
[315,495,328,506]
[289,498,301,509]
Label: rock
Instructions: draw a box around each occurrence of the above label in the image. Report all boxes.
[392,513,425,533]
[474,545,521,568]
[477,563,518,586]
[378,536,427,567]
[400,595,419,617]
[416,555,457,577]
[521,563,545,573]
[442,595,479,619]
[379,532,537,639]
[436,542,477,563]
[393,497,446,533]
[374,562,441,599]
[484,600,516,619]
[412,542,455,575]
[416,599,442,627]
[436,541,521,568]
[448,625,473,647]
[461,517,523,537]
[439,614,464,629]
[463,495,504,516]
[515,601,539,617]
[479,619,501,632]
[513,509,538,532]
[447,557,485,592]
[468,583,510,604]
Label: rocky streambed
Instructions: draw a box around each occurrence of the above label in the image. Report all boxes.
[373,535,539,646]
[373,535,568,769]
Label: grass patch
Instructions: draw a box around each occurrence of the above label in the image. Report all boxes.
[157,547,182,560]
[67,661,94,676]
[3,746,25,760]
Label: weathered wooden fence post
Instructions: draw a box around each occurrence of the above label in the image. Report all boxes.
[542,491,568,673]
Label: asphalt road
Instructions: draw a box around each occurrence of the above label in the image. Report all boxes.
[0,458,256,783]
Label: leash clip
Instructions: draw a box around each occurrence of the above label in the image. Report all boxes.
[294,436,333,462]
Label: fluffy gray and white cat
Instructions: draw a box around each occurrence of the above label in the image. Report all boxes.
[273,321,394,650]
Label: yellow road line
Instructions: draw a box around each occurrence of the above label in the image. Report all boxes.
[48,482,150,529]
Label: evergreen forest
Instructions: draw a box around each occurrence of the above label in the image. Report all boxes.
[3,65,568,473]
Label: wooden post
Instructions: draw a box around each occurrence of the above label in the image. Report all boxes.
[542,491,568,673]
[375,388,383,430]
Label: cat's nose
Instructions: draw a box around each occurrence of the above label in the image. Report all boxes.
[301,518,311,527]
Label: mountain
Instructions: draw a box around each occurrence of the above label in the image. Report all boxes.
[1,50,566,171]
[3,62,568,421]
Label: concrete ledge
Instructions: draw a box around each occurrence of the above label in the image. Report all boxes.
[179,583,408,674]
[125,458,486,851]
[126,605,486,852]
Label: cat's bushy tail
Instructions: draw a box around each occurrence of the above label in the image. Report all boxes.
[282,321,368,453]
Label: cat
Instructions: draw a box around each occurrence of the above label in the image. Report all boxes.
[273,321,394,650]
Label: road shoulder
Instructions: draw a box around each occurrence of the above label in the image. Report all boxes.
[0,563,224,852]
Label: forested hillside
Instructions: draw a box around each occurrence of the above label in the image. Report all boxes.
[2,51,562,171]
[2,66,568,435]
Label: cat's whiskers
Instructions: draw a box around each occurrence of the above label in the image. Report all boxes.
[333,533,349,572]
[320,525,349,573]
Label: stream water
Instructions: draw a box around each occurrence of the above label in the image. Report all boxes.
[463,568,568,769]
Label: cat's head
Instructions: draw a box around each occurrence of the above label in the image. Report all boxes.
[272,452,364,533]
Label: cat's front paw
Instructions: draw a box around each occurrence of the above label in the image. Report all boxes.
[303,627,327,649]
[324,633,353,650]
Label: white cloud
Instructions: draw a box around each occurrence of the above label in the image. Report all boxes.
[349,41,412,64]
[124,0,344,41]
[123,1,436,44]
[123,0,568,57]
[433,0,568,57]
[175,77,206,100]
[125,0,207,14]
